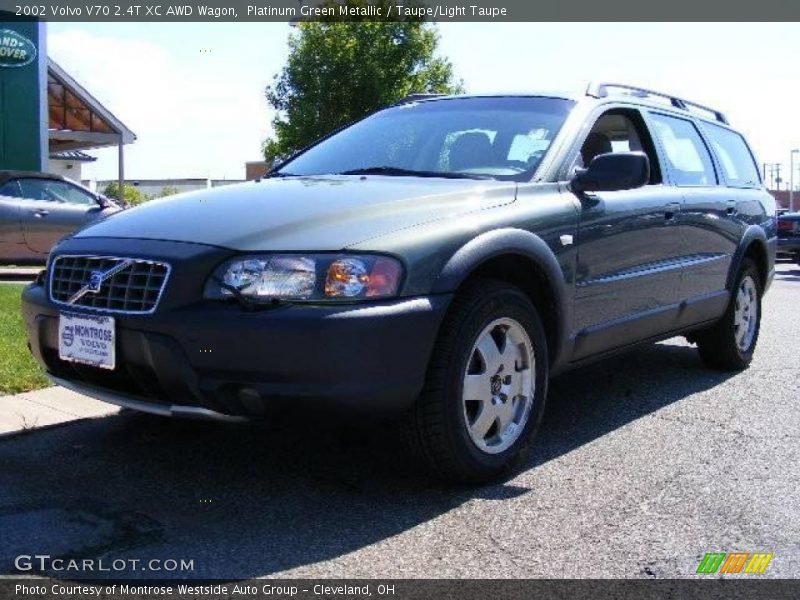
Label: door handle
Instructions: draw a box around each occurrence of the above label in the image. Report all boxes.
[664,202,681,221]
[726,200,736,216]
[33,209,49,218]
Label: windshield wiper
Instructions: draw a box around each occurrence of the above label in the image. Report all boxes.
[339,166,489,180]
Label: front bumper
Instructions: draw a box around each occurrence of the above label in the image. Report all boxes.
[22,283,451,419]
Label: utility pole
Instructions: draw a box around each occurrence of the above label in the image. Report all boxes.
[775,163,782,191]
[791,150,799,212]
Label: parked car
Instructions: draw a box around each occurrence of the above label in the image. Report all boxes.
[0,171,119,264]
[777,211,800,263]
[21,84,776,483]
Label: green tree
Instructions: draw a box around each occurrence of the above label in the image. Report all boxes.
[263,0,463,161]
[103,182,146,207]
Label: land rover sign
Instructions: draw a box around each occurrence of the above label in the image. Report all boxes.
[0,29,37,68]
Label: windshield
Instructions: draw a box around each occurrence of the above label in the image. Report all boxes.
[276,97,575,181]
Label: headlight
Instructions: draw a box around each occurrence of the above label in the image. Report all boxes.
[223,256,316,299]
[204,254,403,303]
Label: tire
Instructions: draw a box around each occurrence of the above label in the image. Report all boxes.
[695,258,762,371]
[407,279,548,484]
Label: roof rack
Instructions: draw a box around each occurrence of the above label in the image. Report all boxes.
[586,82,728,125]
[393,93,447,105]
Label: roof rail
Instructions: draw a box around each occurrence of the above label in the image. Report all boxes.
[393,93,447,105]
[586,82,728,125]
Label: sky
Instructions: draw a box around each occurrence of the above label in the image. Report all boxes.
[47,22,800,186]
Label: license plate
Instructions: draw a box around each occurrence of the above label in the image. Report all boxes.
[58,312,116,370]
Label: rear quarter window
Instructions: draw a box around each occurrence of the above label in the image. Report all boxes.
[0,180,20,197]
[700,123,761,188]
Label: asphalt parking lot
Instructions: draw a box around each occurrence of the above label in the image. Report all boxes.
[0,262,798,579]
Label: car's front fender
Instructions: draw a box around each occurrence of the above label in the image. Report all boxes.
[432,227,570,367]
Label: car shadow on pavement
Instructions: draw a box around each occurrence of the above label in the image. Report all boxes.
[532,340,735,468]
[0,340,734,580]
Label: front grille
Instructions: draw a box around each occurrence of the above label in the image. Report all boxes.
[50,255,170,314]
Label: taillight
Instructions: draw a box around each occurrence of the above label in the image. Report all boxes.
[778,220,793,232]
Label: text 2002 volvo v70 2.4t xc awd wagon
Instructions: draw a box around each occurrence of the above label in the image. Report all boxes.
[22,83,776,483]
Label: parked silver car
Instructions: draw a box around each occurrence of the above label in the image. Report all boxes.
[0,171,119,264]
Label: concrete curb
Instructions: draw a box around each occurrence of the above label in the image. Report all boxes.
[0,386,118,439]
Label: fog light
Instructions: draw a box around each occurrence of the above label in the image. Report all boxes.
[238,387,265,415]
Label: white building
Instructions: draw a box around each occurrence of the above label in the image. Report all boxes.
[48,150,97,182]
[90,178,246,199]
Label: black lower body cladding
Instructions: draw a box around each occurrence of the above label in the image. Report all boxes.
[22,237,452,418]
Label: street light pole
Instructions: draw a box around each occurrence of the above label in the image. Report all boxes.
[791,150,799,213]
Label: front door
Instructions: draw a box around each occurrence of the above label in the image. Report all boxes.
[571,108,686,359]
[17,178,102,254]
[0,179,27,261]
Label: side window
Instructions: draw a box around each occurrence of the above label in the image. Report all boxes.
[579,109,662,184]
[44,181,97,205]
[700,123,760,188]
[17,179,51,201]
[0,180,21,198]
[18,178,96,205]
[649,114,717,187]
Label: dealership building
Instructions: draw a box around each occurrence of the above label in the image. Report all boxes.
[0,17,135,188]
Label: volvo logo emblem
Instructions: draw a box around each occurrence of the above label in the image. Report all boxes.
[62,325,74,347]
[87,271,104,292]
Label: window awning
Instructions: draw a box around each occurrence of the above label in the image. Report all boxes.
[49,150,98,162]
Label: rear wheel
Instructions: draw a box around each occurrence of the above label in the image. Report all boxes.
[408,280,548,483]
[694,258,761,371]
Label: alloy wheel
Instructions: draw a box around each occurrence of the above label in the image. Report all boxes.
[461,318,535,454]
[734,275,758,352]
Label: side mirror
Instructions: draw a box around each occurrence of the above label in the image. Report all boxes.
[571,151,650,194]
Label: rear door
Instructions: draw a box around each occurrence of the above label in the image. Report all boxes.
[17,178,102,254]
[698,120,765,262]
[646,113,739,304]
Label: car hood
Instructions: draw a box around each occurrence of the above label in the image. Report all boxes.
[74,176,517,251]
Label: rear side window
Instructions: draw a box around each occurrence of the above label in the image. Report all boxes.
[649,113,717,186]
[700,123,760,188]
[0,180,20,197]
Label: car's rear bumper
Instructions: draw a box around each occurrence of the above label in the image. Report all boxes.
[777,237,800,254]
[22,283,451,419]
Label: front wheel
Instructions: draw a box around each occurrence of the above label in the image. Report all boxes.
[694,258,762,371]
[407,280,548,484]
